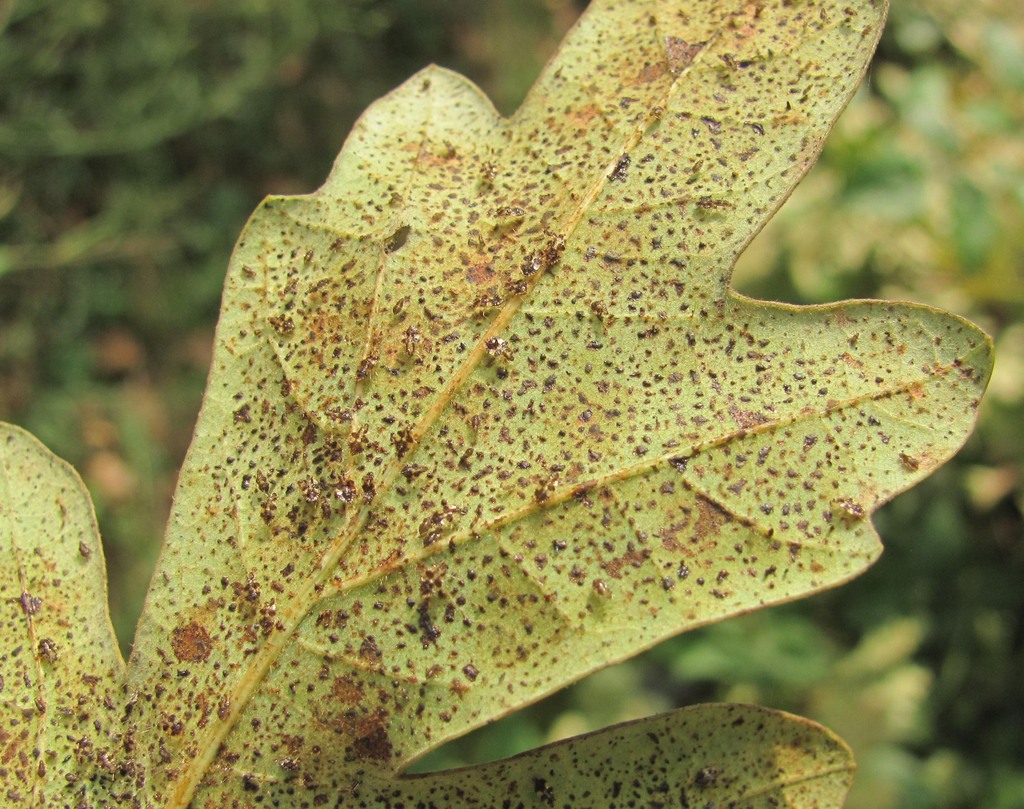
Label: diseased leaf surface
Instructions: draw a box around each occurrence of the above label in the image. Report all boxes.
[350,703,856,807]
[125,0,993,804]
[0,0,994,807]
[0,424,124,806]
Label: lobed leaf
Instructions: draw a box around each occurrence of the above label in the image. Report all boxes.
[0,0,994,806]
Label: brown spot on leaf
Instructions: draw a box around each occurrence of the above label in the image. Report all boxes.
[467,262,495,286]
[346,710,394,763]
[608,154,631,182]
[636,62,667,84]
[352,725,393,762]
[332,676,364,705]
[900,452,921,471]
[567,102,601,128]
[37,638,59,663]
[18,591,41,616]
[695,766,720,786]
[356,354,378,381]
[729,406,770,429]
[268,314,294,335]
[384,224,411,254]
[665,37,704,72]
[602,543,651,579]
[171,621,213,663]
[834,497,866,522]
[358,635,383,666]
[694,495,729,539]
[418,604,442,648]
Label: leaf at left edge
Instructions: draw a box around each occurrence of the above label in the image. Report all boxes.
[0,423,126,806]
[355,703,855,808]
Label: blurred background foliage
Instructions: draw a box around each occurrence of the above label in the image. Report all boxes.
[0,0,1020,806]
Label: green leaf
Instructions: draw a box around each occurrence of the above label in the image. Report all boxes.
[0,0,994,806]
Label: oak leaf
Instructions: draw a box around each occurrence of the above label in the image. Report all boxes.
[0,0,992,806]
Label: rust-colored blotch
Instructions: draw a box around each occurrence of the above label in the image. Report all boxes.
[171,620,213,663]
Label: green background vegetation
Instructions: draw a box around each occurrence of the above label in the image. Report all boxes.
[1,1,1020,806]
